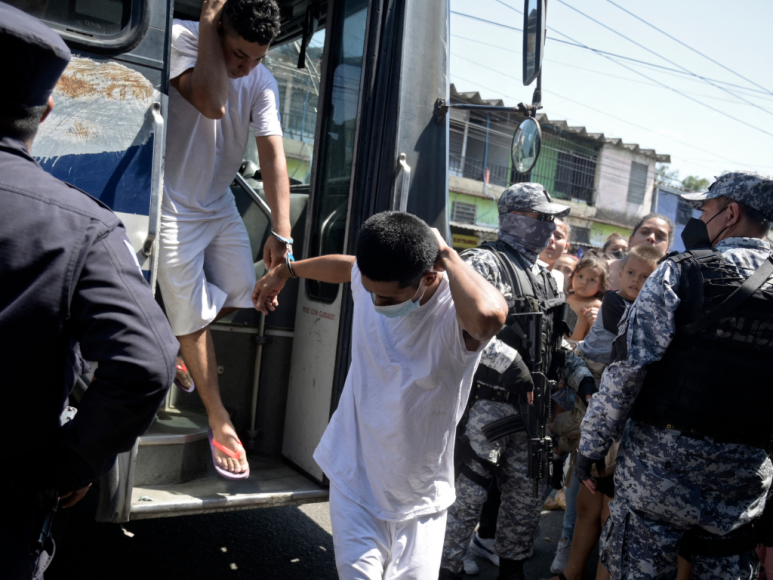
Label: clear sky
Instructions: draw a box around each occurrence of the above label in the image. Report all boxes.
[449,0,773,187]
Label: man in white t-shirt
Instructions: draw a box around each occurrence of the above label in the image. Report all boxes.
[253,212,508,580]
[158,0,292,477]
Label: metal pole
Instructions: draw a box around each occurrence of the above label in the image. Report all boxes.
[247,312,267,451]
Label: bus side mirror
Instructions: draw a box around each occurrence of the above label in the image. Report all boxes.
[523,0,546,86]
[512,117,542,174]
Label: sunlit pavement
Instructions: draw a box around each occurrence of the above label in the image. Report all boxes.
[47,490,578,580]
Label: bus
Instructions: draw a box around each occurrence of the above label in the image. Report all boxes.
[11,0,543,523]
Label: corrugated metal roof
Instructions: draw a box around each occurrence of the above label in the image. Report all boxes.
[449,220,499,233]
[450,84,671,163]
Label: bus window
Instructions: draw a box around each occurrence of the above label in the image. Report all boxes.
[306,0,368,303]
[261,32,325,185]
[6,0,148,55]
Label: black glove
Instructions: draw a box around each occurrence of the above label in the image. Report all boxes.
[577,376,597,402]
[502,357,534,395]
[575,453,607,482]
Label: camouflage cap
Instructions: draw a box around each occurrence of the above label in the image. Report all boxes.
[681,171,773,219]
[497,183,571,217]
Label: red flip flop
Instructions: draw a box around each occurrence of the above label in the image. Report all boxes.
[174,357,195,393]
[208,428,250,480]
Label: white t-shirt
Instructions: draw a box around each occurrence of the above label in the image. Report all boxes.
[163,20,282,220]
[313,263,486,522]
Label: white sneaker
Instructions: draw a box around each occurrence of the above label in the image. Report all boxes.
[463,551,480,575]
[550,536,572,574]
[469,532,499,566]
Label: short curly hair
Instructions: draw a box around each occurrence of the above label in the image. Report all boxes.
[221,0,281,45]
[356,212,439,289]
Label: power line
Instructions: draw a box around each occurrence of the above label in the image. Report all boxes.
[451,33,773,106]
[451,53,750,166]
[555,0,773,117]
[450,67,772,173]
[451,11,773,98]
[476,4,773,139]
[605,0,773,97]
[450,70,773,174]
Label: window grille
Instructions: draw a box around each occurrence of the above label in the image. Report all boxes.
[572,227,591,245]
[554,151,596,204]
[451,201,477,224]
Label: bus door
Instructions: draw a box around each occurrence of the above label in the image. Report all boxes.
[282,0,450,481]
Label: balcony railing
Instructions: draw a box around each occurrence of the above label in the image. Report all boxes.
[449,148,598,205]
[449,155,513,187]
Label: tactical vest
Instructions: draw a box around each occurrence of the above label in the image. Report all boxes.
[631,248,773,447]
[471,241,575,387]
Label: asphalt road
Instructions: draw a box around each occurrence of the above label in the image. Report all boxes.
[47,490,580,580]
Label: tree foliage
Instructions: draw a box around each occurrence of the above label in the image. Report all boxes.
[681,175,711,192]
[655,164,710,192]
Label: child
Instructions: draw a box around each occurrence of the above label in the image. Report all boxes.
[566,252,608,342]
[577,244,663,373]
[252,212,506,580]
[547,243,664,580]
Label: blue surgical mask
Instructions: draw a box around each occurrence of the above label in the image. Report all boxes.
[371,282,427,319]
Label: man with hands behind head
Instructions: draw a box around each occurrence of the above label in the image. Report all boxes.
[158,0,292,478]
[254,211,507,580]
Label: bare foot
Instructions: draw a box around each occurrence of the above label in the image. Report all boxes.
[210,419,249,474]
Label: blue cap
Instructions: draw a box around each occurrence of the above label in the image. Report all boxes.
[497,183,571,218]
[0,2,71,109]
[681,171,773,220]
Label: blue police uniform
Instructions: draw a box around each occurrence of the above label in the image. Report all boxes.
[579,237,773,580]
[0,4,178,577]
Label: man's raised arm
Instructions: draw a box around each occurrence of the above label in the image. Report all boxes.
[253,255,355,314]
[171,0,229,119]
[431,229,507,350]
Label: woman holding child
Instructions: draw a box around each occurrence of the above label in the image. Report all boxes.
[546,214,674,580]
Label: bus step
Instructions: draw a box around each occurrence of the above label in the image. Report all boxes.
[135,408,210,486]
[128,457,328,520]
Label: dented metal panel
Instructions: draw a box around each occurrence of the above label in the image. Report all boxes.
[33,56,164,277]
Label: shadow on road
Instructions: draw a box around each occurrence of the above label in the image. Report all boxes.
[47,491,338,580]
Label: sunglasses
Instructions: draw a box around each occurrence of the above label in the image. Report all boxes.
[509,211,555,222]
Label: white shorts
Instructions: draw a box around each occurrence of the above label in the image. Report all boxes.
[158,204,257,336]
[329,484,448,580]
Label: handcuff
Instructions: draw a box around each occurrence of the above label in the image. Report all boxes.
[272,230,297,279]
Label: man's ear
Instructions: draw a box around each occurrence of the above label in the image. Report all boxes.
[727,202,742,226]
[564,243,571,253]
[423,271,439,285]
[40,96,55,124]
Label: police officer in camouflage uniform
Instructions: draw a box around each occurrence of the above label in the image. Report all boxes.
[440,184,596,580]
[578,171,773,580]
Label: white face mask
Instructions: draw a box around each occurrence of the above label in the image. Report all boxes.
[371,281,427,319]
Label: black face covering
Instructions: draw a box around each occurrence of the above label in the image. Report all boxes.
[680,206,729,250]
[680,218,712,250]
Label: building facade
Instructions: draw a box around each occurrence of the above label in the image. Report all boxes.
[447,85,670,252]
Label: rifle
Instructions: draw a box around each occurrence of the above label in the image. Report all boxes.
[481,312,554,497]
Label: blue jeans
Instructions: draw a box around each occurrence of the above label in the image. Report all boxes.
[561,464,580,541]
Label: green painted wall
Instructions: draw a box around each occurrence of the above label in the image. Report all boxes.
[590,222,632,248]
[449,191,499,227]
[530,130,599,202]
